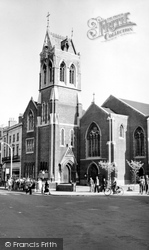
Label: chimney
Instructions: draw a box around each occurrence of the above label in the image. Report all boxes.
[18,114,23,123]
[8,118,17,127]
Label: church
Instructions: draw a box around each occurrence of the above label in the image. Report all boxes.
[21,24,149,186]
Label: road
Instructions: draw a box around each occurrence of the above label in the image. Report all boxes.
[0,189,149,250]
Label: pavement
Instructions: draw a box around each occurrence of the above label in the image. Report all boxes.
[0,185,148,196]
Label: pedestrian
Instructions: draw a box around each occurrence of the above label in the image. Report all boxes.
[102,178,107,192]
[94,176,100,193]
[139,176,145,195]
[37,178,43,193]
[146,175,149,195]
[7,178,12,191]
[89,177,94,192]
[26,181,33,195]
[44,180,50,195]
[112,177,117,193]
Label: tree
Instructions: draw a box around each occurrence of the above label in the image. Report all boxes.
[126,160,144,184]
[98,161,117,186]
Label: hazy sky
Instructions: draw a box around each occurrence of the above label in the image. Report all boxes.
[0,0,149,126]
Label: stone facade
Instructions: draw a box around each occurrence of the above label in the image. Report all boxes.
[21,30,82,183]
[78,95,149,185]
[20,29,149,185]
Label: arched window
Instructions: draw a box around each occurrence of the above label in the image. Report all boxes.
[69,64,75,84]
[60,61,66,82]
[134,127,145,156]
[42,102,46,122]
[45,103,47,123]
[70,129,74,147]
[43,64,47,84]
[120,124,124,138]
[87,123,101,157]
[60,129,65,146]
[27,110,34,131]
[46,103,49,122]
[49,61,52,82]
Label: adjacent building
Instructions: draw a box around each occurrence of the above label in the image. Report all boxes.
[79,95,149,185]
[1,117,22,181]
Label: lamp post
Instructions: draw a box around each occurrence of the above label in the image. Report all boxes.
[1,142,12,179]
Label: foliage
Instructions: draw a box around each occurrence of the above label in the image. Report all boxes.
[99,161,117,174]
[98,161,117,186]
[126,160,144,184]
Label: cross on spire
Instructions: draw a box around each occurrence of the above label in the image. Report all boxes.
[92,93,95,103]
[71,28,73,39]
[46,12,50,29]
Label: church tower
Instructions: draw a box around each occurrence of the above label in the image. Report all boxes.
[37,20,82,182]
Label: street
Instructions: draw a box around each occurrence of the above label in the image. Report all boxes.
[0,189,149,250]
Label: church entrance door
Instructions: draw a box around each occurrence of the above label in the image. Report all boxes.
[61,164,71,183]
[88,164,98,183]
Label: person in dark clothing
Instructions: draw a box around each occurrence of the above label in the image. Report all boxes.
[26,182,32,195]
[101,178,107,192]
[44,180,50,195]
[112,177,117,193]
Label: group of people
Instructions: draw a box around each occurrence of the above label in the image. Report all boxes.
[25,179,50,195]
[89,176,118,193]
[139,175,149,195]
[89,176,108,193]
[5,177,51,195]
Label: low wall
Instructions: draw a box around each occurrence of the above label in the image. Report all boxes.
[56,183,76,192]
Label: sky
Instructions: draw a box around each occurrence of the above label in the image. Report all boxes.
[0,0,149,126]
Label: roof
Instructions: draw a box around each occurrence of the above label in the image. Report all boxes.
[102,107,115,114]
[42,30,77,54]
[120,98,149,116]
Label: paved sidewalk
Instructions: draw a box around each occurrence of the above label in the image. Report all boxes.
[0,185,148,196]
[34,185,148,196]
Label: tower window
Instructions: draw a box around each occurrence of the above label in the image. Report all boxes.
[134,127,145,157]
[27,110,34,131]
[70,129,74,147]
[60,128,65,146]
[43,64,47,84]
[69,64,75,84]
[87,123,101,157]
[42,102,47,123]
[60,61,66,82]
[26,138,34,153]
[49,61,53,82]
[120,124,124,138]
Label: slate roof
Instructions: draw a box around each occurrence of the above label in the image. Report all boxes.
[120,98,149,116]
[102,107,115,114]
[43,31,77,54]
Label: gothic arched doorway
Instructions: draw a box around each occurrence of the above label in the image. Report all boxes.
[88,163,98,182]
[61,163,71,183]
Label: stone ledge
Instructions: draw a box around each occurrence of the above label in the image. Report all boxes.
[56,183,76,192]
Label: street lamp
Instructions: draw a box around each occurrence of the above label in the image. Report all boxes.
[1,142,12,178]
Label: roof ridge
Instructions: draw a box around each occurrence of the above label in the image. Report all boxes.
[121,98,149,106]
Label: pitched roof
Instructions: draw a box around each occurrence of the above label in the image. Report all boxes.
[120,98,149,116]
[42,31,77,54]
[102,107,115,114]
